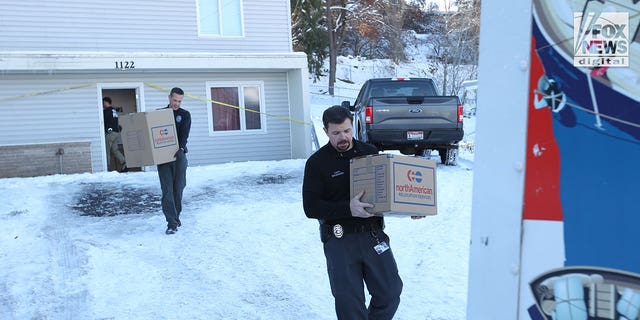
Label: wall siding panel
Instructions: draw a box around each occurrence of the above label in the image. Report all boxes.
[0,0,291,53]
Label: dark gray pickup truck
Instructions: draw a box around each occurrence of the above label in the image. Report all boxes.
[341,78,464,165]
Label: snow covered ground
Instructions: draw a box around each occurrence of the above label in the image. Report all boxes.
[0,56,476,319]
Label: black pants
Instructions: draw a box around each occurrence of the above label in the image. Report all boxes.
[322,229,403,320]
[157,152,187,228]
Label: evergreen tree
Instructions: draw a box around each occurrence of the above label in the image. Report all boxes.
[292,0,329,80]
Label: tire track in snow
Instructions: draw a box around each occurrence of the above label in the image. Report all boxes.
[0,280,16,319]
[42,184,90,319]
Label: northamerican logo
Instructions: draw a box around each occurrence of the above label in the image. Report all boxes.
[407,170,423,183]
[398,169,432,195]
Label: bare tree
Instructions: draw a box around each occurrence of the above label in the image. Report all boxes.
[454,0,480,65]
[379,0,408,63]
[342,0,408,62]
[344,0,383,58]
[326,0,350,95]
[428,0,480,95]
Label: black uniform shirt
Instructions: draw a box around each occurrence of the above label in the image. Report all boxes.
[103,107,119,132]
[167,106,191,152]
[302,139,382,226]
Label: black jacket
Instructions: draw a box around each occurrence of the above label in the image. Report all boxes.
[302,139,382,226]
[103,107,119,132]
[167,106,191,152]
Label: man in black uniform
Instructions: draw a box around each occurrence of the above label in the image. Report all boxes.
[158,87,191,235]
[102,97,127,172]
[302,106,403,320]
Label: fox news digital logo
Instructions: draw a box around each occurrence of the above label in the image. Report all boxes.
[573,12,629,67]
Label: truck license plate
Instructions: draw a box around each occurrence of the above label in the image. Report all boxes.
[407,131,423,140]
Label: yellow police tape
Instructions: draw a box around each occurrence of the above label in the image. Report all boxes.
[0,82,312,126]
[0,83,96,102]
[144,82,312,126]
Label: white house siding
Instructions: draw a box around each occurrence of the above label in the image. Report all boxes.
[0,73,101,174]
[0,0,291,53]
[0,70,294,173]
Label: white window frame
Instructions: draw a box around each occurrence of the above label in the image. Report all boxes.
[206,81,267,136]
[96,82,146,171]
[196,0,245,38]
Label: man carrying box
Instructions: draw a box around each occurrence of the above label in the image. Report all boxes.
[158,87,191,235]
[303,106,419,320]
[102,97,128,172]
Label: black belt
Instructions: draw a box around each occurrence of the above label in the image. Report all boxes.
[321,219,384,235]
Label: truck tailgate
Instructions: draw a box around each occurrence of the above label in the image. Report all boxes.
[370,96,460,130]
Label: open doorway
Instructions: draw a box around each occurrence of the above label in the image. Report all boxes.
[101,87,142,172]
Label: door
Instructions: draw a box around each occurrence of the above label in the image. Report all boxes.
[100,84,145,172]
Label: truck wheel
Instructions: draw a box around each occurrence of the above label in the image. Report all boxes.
[439,148,458,166]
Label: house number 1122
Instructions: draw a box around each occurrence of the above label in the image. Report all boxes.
[114,61,135,69]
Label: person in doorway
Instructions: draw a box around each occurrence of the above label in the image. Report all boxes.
[303,106,420,319]
[102,97,128,172]
[158,87,191,235]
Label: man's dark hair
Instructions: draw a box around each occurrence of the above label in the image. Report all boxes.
[102,97,112,104]
[170,87,184,96]
[322,105,353,129]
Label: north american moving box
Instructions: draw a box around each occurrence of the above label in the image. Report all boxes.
[119,109,178,167]
[350,154,437,216]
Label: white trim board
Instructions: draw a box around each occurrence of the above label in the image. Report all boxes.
[0,52,308,71]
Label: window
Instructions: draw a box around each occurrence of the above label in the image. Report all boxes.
[197,0,243,37]
[206,82,266,135]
